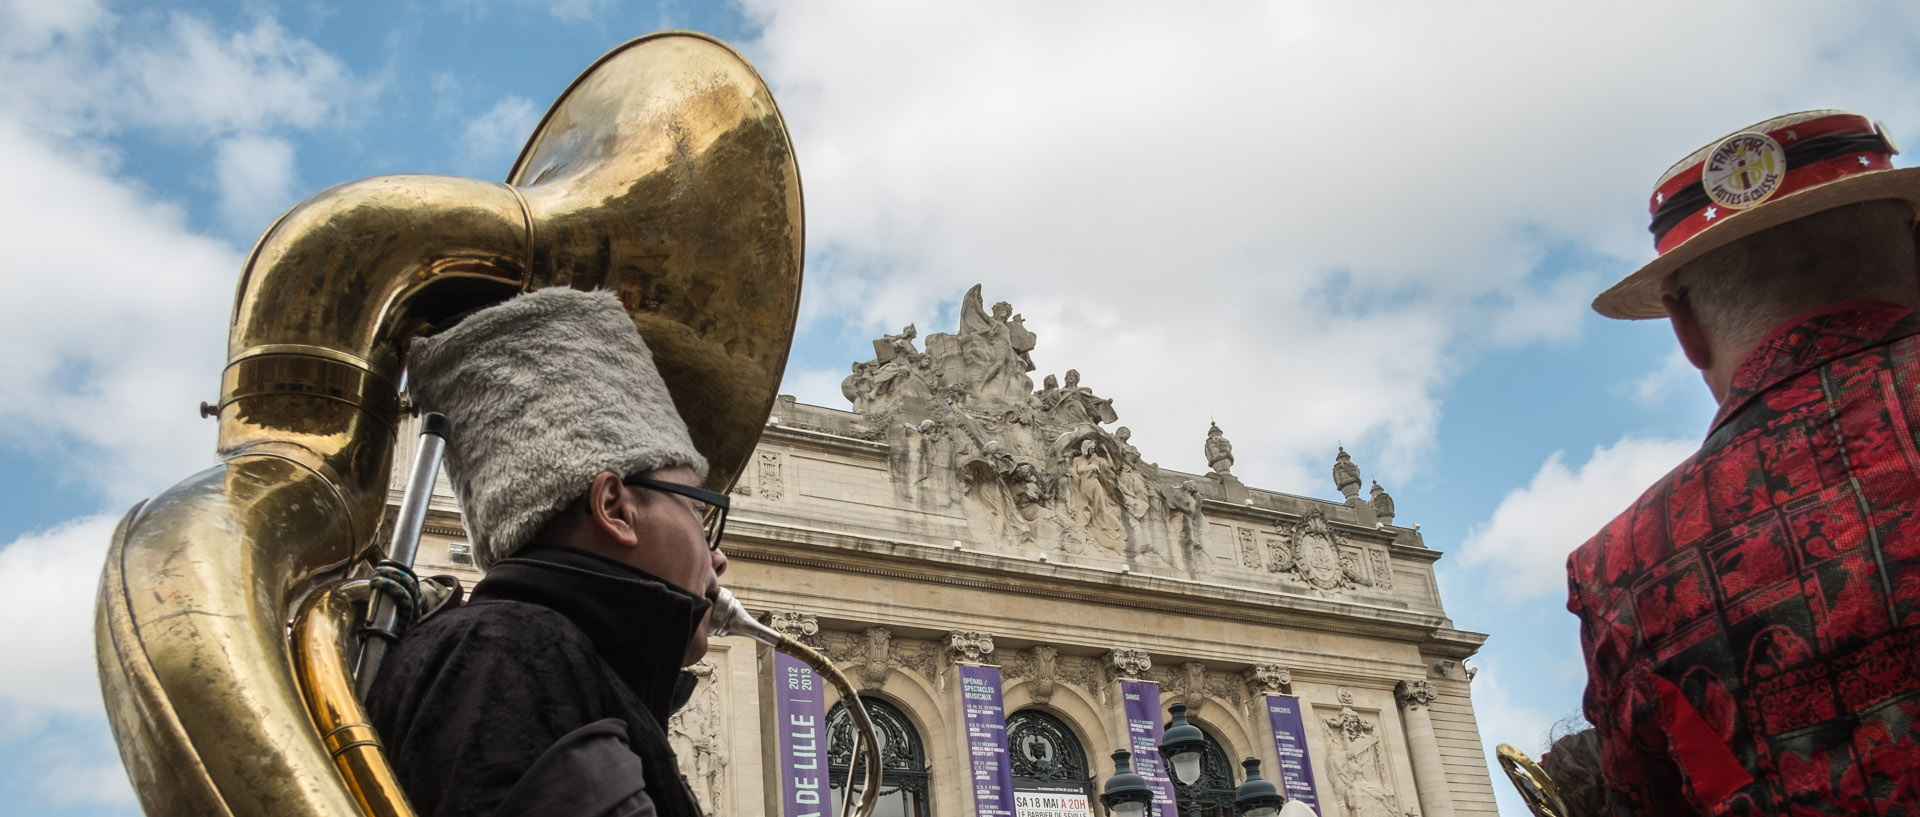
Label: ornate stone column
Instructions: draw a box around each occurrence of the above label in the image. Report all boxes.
[1395,678,1454,817]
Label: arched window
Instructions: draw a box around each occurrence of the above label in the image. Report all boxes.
[1168,723,1236,817]
[828,698,930,817]
[1007,709,1093,796]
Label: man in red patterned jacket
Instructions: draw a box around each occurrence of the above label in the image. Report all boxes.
[1570,110,1920,815]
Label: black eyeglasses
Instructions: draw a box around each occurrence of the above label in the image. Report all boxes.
[623,475,729,551]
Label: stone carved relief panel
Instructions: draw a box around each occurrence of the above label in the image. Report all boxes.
[1367,549,1394,590]
[668,660,729,813]
[757,451,784,501]
[1319,688,1404,817]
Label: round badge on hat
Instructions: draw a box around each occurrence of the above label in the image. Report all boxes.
[1702,132,1785,210]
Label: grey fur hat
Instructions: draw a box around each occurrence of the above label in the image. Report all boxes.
[407,288,707,569]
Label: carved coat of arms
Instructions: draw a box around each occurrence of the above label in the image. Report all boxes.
[1270,508,1369,596]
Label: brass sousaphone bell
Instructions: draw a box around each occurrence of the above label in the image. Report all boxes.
[95,32,802,816]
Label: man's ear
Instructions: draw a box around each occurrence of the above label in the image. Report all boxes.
[1665,289,1713,373]
[585,471,643,550]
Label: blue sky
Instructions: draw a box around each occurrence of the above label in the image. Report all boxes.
[3,1,1918,815]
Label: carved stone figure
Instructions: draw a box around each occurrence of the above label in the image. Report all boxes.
[1005,307,1037,372]
[1034,374,1061,410]
[958,284,1034,399]
[1114,426,1141,460]
[1068,439,1125,546]
[1204,422,1235,475]
[1333,447,1362,502]
[1116,461,1153,525]
[1368,480,1395,524]
[1050,369,1118,426]
[1161,479,1203,550]
[668,661,729,812]
[1323,688,1402,817]
[877,323,919,362]
[962,439,1032,546]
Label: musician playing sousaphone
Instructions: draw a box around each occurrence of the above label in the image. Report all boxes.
[366,288,727,817]
[96,30,883,817]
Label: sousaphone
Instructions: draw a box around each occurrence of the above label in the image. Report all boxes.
[96,32,803,816]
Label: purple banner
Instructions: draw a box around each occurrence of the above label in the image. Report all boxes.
[773,652,831,817]
[959,664,1019,816]
[1119,680,1179,817]
[1264,695,1320,811]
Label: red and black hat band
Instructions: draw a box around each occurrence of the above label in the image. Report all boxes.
[1649,130,1895,243]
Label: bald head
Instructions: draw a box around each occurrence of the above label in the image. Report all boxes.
[1663,199,1920,400]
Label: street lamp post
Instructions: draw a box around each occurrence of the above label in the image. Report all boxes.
[1231,757,1285,817]
[1099,749,1156,817]
[1157,703,1209,787]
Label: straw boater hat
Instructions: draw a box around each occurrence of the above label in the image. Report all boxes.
[1593,110,1920,319]
[406,288,708,570]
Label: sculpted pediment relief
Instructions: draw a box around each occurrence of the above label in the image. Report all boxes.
[830,284,1405,593]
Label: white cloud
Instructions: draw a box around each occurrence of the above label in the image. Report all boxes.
[740,0,1920,492]
[115,14,354,137]
[780,365,854,413]
[214,133,297,231]
[1459,436,1697,600]
[458,94,542,176]
[0,516,117,714]
[1625,347,1699,408]
[0,117,233,505]
[1470,659,1561,817]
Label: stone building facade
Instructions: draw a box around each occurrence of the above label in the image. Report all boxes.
[391,284,1498,816]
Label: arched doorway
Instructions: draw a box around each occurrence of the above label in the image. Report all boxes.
[1168,724,1236,817]
[828,698,931,817]
[1007,709,1095,814]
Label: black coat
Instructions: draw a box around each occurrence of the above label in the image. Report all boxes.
[367,546,711,817]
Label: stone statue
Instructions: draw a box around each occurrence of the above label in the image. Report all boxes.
[1117,461,1152,526]
[1115,426,1141,460]
[841,361,872,409]
[1333,446,1362,501]
[962,440,1032,545]
[1068,438,1125,546]
[958,284,1033,398]
[1368,480,1395,525]
[877,323,919,361]
[1161,479,1203,547]
[1204,422,1235,475]
[1001,303,1037,372]
[1050,369,1118,425]
[1034,374,1061,410]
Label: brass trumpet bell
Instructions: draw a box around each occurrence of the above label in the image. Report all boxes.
[96,31,801,816]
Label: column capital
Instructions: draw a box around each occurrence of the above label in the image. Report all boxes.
[1396,678,1438,710]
